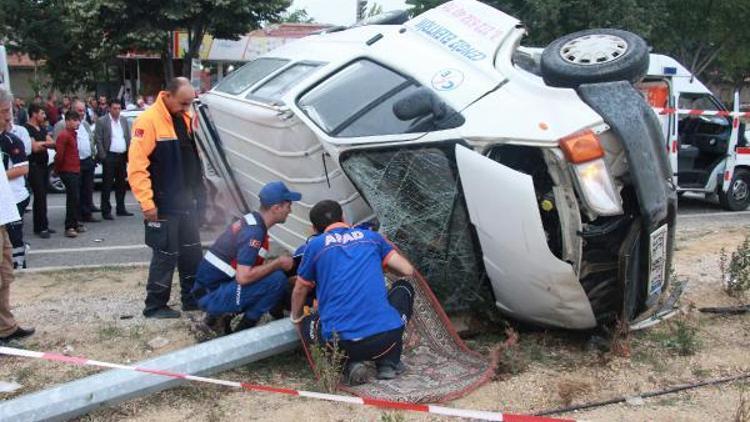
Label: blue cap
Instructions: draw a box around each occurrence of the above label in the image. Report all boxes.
[259,181,302,207]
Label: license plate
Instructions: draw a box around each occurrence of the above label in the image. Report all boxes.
[648,224,669,296]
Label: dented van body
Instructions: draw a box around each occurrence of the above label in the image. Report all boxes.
[194,0,676,329]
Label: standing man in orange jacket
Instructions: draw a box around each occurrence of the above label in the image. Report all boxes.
[128,78,205,319]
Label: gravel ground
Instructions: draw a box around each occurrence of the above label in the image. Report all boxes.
[0,217,747,421]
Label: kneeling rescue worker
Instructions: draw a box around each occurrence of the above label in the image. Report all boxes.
[291,200,416,385]
[192,181,300,335]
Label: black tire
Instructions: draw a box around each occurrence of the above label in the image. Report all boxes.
[541,28,649,88]
[719,169,750,211]
[48,165,66,193]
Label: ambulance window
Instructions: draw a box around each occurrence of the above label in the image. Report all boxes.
[214,58,289,95]
[298,60,462,137]
[678,94,721,112]
[248,62,324,104]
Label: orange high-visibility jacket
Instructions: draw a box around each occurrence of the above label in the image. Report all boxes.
[127,91,198,214]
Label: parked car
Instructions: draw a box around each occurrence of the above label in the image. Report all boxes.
[193,0,676,330]
[47,108,142,192]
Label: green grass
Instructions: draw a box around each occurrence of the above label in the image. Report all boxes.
[96,323,124,341]
[634,316,702,368]
[380,412,407,422]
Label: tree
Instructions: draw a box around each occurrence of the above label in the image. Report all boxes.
[0,0,115,91]
[283,8,315,23]
[178,0,291,76]
[648,0,750,78]
[94,0,291,79]
[367,3,385,18]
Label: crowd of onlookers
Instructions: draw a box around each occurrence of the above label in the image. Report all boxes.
[2,90,155,270]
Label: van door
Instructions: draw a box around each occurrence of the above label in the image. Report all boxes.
[454,144,596,329]
[675,93,731,191]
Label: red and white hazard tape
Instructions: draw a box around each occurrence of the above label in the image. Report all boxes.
[652,107,750,118]
[0,346,573,422]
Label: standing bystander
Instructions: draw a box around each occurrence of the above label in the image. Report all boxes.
[1,98,30,269]
[129,77,205,318]
[59,96,71,117]
[0,87,35,344]
[95,95,108,117]
[45,93,59,127]
[85,97,97,124]
[54,111,83,238]
[13,97,27,127]
[25,104,56,238]
[95,100,132,219]
[55,101,99,222]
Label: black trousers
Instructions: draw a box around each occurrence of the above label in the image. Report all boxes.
[59,172,80,230]
[78,157,95,219]
[28,162,49,233]
[144,211,202,314]
[6,198,29,269]
[101,152,127,215]
[300,279,415,367]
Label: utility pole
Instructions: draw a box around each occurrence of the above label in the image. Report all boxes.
[356,0,368,21]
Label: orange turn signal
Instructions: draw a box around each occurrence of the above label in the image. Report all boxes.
[559,131,605,164]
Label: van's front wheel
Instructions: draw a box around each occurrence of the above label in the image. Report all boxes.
[720,169,750,211]
[541,28,649,88]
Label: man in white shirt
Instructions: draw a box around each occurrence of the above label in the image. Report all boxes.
[9,122,31,157]
[0,87,35,343]
[2,108,30,269]
[95,100,132,219]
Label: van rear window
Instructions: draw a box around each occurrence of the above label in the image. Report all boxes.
[247,62,323,104]
[214,58,289,95]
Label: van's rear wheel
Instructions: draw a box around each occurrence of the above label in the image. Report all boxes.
[541,28,649,88]
[720,169,750,211]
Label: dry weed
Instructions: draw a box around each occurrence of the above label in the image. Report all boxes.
[494,327,528,379]
[557,378,592,406]
[310,334,345,393]
[736,387,750,422]
[609,318,632,358]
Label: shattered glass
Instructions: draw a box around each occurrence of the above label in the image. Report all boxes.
[341,144,493,312]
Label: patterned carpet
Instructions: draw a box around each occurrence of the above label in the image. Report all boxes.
[298,272,497,403]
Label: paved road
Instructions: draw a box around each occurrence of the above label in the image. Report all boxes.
[22,191,222,269]
[18,191,749,270]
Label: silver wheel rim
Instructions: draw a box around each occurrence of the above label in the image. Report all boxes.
[732,178,749,202]
[560,34,629,66]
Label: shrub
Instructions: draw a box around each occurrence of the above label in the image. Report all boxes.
[719,236,750,298]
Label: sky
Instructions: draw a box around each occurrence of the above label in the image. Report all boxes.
[290,0,410,26]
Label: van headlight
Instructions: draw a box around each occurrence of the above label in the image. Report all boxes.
[559,130,623,216]
[573,159,623,215]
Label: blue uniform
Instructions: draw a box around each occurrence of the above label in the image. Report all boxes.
[193,212,286,321]
[297,223,403,341]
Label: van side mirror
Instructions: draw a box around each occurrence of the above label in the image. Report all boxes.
[393,87,447,121]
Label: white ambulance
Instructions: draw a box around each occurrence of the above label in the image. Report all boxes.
[638,56,750,211]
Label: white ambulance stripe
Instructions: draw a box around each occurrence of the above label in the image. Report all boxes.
[258,248,269,259]
[244,213,257,225]
[204,251,236,277]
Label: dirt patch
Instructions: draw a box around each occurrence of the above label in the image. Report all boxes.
[1,224,749,421]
